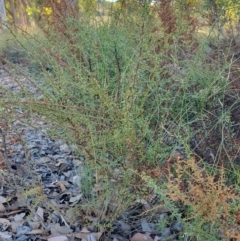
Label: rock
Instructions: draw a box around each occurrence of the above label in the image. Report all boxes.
[37,156,52,164]
[73,175,81,188]
[15,234,28,241]
[16,226,31,236]
[161,228,171,238]
[60,144,70,153]
[172,222,183,232]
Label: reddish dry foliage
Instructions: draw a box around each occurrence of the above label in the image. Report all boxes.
[166,157,240,239]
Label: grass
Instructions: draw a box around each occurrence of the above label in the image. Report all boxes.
[1,3,240,240]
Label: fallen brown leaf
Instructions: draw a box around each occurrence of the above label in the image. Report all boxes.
[131,233,154,241]
[56,181,66,192]
[74,228,102,240]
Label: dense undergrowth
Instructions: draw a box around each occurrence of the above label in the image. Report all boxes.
[1,2,240,240]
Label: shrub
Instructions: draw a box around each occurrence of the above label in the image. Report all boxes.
[1,2,240,238]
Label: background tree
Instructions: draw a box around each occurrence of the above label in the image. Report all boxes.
[1,0,240,35]
[3,0,80,29]
[0,0,6,29]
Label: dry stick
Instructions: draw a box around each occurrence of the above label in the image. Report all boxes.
[114,43,122,103]
[0,127,8,167]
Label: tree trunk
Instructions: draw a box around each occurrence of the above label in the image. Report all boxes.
[8,0,19,26]
[0,0,7,29]
[20,0,31,28]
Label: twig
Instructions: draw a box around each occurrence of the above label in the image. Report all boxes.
[114,43,122,103]
[0,127,8,165]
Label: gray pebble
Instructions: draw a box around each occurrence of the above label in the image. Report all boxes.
[15,235,28,241]
[60,144,71,152]
[16,226,31,236]
[172,222,183,232]
[161,228,171,238]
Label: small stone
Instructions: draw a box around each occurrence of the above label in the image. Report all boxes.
[51,223,73,235]
[16,225,31,236]
[172,221,183,232]
[60,144,70,153]
[73,159,83,167]
[63,171,71,178]
[117,220,131,234]
[73,175,81,188]
[15,234,28,241]
[161,228,171,238]
[37,156,51,164]
[60,175,65,181]
[55,140,65,146]
[79,156,85,162]
[141,218,152,232]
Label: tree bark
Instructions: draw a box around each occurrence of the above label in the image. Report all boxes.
[0,0,7,29]
[8,0,19,26]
